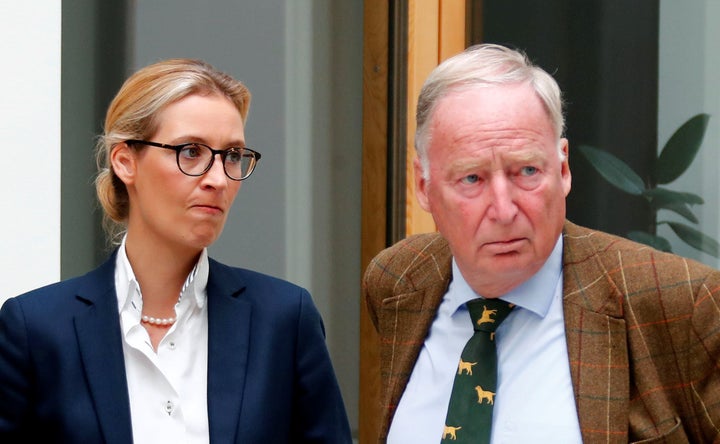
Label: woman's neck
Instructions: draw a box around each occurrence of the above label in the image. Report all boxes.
[124,233,201,308]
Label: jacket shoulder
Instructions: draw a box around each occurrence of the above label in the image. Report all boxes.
[562,221,720,314]
[208,258,304,292]
[207,259,310,314]
[3,254,116,315]
[363,233,452,331]
[563,221,717,274]
[364,232,451,293]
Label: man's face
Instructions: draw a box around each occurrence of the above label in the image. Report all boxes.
[415,83,571,297]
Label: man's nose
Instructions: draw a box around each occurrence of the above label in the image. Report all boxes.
[487,177,518,224]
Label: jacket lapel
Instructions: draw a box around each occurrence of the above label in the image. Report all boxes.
[376,234,453,436]
[205,259,252,444]
[73,253,134,444]
[562,221,630,443]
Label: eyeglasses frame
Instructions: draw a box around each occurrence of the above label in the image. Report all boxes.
[124,139,261,181]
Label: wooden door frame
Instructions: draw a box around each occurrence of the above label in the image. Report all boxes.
[360,1,468,441]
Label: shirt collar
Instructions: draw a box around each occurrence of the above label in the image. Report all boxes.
[115,235,209,315]
[447,235,563,318]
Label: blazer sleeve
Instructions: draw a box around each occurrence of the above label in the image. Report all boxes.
[290,289,352,443]
[689,271,720,442]
[0,298,32,441]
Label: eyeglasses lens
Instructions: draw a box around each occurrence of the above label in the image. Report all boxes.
[178,144,256,180]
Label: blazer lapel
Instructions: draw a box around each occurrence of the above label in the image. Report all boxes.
[375,233,453,436]
[562,221,630,443]
[73,254,134,444]
[205,260,252,444]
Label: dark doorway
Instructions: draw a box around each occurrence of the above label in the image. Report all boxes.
[470,0,659,237]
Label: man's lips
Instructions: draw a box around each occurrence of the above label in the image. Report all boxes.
[482,238,526,253]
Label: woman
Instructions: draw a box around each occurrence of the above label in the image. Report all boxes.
[0,59,351,443]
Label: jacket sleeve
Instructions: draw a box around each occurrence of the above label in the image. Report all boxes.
[0,298,32,442]
[689,271,720,442]
[290,289,352,443]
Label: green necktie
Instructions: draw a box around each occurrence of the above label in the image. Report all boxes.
[441,298,514,443]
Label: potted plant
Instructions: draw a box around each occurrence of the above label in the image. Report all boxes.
[578,113,718,258]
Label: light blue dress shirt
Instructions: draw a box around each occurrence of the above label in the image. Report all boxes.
[387,237,582,443]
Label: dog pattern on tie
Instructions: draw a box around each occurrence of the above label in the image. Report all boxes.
[442,301,514,442]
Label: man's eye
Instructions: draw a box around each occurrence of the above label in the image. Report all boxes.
[520,166,538,176]
[461,174,480,184]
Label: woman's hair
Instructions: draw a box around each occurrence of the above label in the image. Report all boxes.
[415,44,564,178]
[94,58,251,244]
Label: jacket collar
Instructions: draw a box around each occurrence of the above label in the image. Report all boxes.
[561,221,629,442]
[205,258,252,444]
[73,251,134,444]
[73,254,253,444]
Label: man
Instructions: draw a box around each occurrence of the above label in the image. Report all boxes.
[364,44,720,443]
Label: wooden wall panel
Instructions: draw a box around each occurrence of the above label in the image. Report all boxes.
[404,1,439,235]
[439,1,467,61]
[404,0,467,236]
[359,1,388,442]
[360,1,467,442]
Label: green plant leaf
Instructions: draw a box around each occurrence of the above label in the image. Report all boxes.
[655,202,698,223]
[627,231,673,252]
[577,145,645,195]
[643,187,704,206]
[655,113,710,184]
[666,221,720,258]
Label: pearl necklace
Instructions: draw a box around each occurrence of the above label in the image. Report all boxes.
[141,293,183,328]
[139,262,197,328]
[141,315,176,327]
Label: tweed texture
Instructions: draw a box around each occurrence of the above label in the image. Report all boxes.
[363,221,720,443]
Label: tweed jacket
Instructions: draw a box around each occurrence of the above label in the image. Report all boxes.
[364,221,720,443]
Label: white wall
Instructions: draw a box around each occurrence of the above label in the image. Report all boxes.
[658,0,720,267]
[0,2,61,303]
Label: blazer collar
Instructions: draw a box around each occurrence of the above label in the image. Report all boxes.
[562,221,630,442]
[73,251,134,444]
[73,254,254,444]
[206,259,252,444]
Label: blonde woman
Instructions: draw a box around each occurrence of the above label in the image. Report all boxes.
[0,59,351,443]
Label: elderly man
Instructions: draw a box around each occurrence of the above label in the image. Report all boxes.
[364,44,720,443]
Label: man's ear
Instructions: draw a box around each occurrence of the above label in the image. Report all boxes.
[111,142,137,186]
[414,157,431,212]
[559,138,572,197]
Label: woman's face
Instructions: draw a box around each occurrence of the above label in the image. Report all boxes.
[116,93,245,254]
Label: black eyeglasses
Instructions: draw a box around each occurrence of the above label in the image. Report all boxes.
[125,140,261,181]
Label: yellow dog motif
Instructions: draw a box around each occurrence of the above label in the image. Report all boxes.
[474,385,495,405]
[457,359,477,375]
[442,425,462,440]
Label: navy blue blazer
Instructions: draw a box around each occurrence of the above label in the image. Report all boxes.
[0,253,351,443]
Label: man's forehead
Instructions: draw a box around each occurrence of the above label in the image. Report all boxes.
[445,147,547,171]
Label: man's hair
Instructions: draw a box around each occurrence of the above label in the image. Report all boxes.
[415,44,564,177]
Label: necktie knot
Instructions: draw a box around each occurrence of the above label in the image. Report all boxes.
[467,298,514,333]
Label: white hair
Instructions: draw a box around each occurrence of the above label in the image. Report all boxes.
[416,44,565,179]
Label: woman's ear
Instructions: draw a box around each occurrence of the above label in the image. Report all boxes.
[111,142,137,185]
